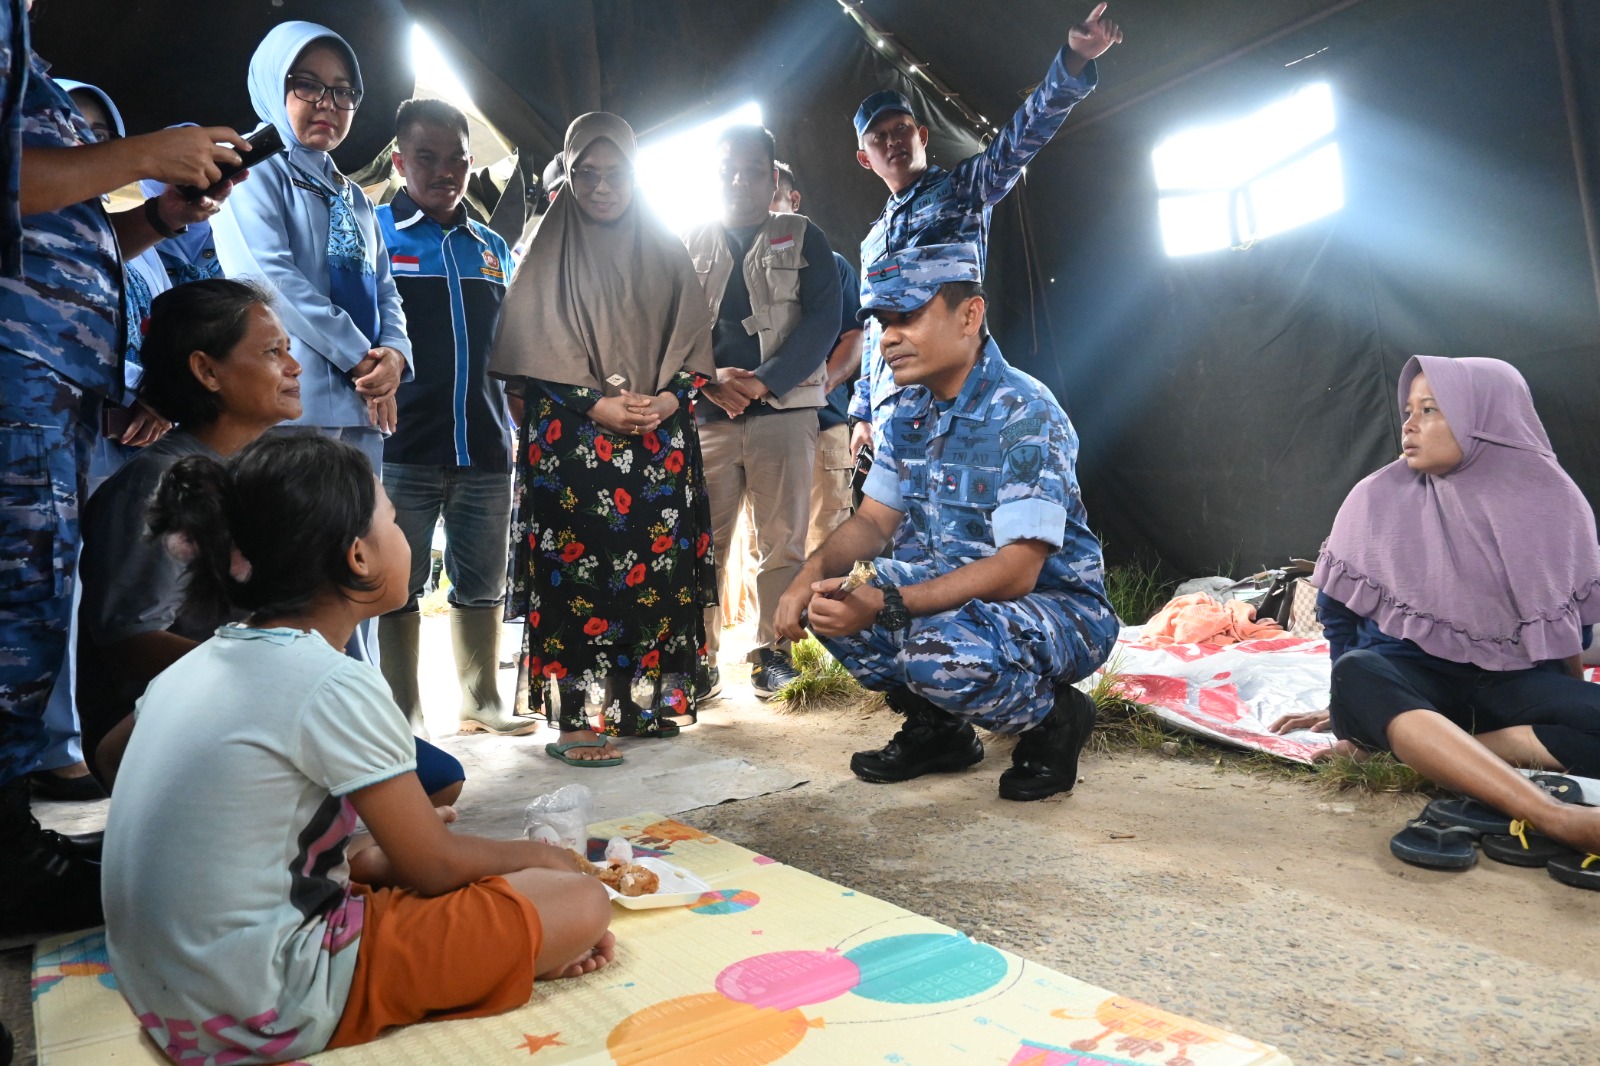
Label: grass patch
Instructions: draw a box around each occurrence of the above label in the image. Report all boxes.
[1103,558,1174,627]
[773,638,886,713]
[1314,751,1432,794]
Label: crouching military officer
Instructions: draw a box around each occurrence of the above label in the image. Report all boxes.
[774,243,1116,801]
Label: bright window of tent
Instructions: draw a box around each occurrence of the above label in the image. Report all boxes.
[1153,83,1343,257]
[635,101,765,233]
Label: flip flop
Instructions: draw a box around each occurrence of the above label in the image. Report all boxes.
[1421,797,1511,838]
[545,740,623,767]
[1389,819,1477,870]
[1530,773,1587,805]
[1481,819,1573,867]
[1547,852,1600,891]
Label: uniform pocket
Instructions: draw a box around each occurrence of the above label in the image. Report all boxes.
[0,423,62,604]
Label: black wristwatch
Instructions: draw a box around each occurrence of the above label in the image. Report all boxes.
[876,585,911,633]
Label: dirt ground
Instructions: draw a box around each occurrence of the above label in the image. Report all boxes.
[5,627,1598,1065]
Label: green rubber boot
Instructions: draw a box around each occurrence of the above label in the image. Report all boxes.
[453,605,539,735]
[378,610,427,738]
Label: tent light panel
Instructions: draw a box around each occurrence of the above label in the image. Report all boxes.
[635,102,765,234]
[1153,83,1342,256]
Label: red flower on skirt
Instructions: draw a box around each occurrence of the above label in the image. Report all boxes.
[528,656,543,675]
[626,564,647,587]
[528,443,542,464]
[640,650,660,668]
[651,535,673,553]
[542,660,567,680]
[528,611,541,629]
[614,488,632,515]
[546,419,562,443]
[642,431,662,454]
[595,436,613,462]
[560,541,585,562]
[664,450,684,473]
[583,617,609,637]
[696,532,710,558]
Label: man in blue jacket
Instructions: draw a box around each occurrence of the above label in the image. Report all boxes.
[375,99,527,737]
[848,4,1123,454]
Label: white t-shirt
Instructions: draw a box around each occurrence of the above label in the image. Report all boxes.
[104,625,417,1064]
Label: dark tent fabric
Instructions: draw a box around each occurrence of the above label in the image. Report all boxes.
[32,0,1600,579]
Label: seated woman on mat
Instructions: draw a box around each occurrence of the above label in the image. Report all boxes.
[104,433,615,1064]
[1273,355,1600,864]
[77,280,463,805]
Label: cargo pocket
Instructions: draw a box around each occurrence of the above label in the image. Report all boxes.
[0,424,62,604]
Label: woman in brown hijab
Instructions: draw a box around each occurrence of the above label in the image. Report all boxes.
[491,113,717,766]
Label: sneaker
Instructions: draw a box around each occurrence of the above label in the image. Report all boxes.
[850,688,984,783]
[696,665,723,702]
[750,649,800,699]
[998,683,1098,801]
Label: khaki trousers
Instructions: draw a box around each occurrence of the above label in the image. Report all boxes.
[807,422,855,555]
[699,410,817,665]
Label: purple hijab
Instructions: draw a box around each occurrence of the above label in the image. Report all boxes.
[1314,355,1600,670]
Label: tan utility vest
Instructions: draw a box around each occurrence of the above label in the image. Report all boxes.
[683,212,827,410]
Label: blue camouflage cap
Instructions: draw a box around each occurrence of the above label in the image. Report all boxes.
[858,243,982,321]
[853,89,917,142]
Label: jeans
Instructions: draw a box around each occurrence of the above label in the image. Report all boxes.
[382,463,512,611]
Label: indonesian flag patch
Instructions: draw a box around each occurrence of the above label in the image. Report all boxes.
[769,234,795,252]
[391,254,420,273]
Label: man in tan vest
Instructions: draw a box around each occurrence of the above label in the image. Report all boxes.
[684,125,842,698]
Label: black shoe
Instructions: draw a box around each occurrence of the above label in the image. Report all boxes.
[696,665,723,702]
[751,649,799,699]
[29,764,108,802]
[998,683,1098,801]
[0,780,104,935]
[850,689,984,783]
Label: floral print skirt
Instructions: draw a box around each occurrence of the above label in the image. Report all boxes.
[508,391,716,735]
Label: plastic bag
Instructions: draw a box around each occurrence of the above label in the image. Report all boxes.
[604,835,634,865]
[523,783,593,851]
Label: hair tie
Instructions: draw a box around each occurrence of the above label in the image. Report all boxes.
[162,531,199,563]
[229,546,253,584]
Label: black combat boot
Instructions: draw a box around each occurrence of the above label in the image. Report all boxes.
[998,682,1098,801]
[850,687,984,783]
[0,778,104,934]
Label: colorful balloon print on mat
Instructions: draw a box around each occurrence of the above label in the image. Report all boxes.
[606,992,820,1066]
[716,949,860,1011]
[845,932,1008,1004]
[689,888,760,915]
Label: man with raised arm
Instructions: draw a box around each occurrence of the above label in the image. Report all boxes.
[776,244,1116,801]
[848,4,1122,454]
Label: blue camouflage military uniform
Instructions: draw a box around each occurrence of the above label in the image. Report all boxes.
[850,48,1098,423]
[0,54,122,786]
[818,244,1116,734]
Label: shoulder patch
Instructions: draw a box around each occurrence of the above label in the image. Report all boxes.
[999,417,1042,446]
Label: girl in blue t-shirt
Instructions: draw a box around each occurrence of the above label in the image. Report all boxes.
[104,434,614,1062]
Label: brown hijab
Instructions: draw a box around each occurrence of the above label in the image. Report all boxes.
[488,112,714,395]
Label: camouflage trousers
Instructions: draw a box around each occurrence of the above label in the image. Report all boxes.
[818,558,1117,734]
[0,349,96,786]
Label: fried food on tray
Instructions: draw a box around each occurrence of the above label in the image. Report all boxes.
[594,862,660,896]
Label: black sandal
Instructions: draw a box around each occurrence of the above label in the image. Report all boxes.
[1547,852,1600,891]
[1389,819,1478,870]
[1481,820,1574,867]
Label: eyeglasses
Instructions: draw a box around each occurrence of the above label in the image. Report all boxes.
[571,165,633,191]
[286,75,363,111]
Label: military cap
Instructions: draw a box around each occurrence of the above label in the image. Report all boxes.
[858,242,982,321]
[853,89,917,142]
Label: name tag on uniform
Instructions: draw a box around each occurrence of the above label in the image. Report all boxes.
[391,254,420,273]
[769,234,795,252]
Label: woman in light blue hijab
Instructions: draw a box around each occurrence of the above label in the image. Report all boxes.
[211,21,412,476]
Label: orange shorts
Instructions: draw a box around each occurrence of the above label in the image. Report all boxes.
[325,876,543,1050]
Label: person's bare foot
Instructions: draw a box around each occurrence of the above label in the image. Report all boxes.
[1539,800,1600,856]
[547,931,617,979]
[557,729,621,761]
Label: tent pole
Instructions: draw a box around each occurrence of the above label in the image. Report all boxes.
[1548,0,1600,321]
[1059,0,1374,137]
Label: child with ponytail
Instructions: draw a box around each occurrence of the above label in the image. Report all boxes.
[103,433,613,1063]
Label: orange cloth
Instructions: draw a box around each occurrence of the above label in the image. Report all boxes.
[325,876,543,1051]
[1140,593,1284,646]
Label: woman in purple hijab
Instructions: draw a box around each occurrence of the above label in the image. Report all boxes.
[1283,355,1600,870]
